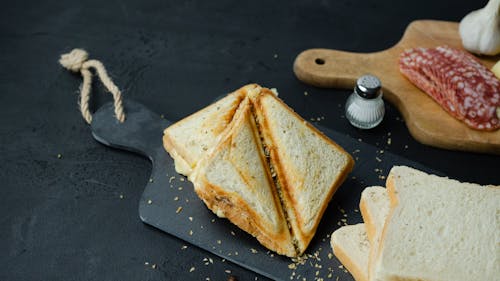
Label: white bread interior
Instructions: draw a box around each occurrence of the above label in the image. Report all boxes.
[331,224,370,281]
[330,186,389,281]
[371,166,500,281]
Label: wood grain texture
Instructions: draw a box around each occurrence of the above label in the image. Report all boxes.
[294,20,500,154]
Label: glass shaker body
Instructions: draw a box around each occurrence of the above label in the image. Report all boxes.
[345,74,385,129]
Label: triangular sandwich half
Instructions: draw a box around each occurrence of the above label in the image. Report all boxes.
[249,88,355,255]
[190,97,296,257]
[163,84,260,177]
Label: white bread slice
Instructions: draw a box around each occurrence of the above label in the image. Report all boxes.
[163,84,259,176]
[250,89,355,255]
[331,186,390,281]
[360,186,390,246]
[331,224,371,281]
[191,98,296,257]
[372,166,500,281]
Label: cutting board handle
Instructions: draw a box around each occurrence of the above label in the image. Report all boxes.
[294,48,392,89]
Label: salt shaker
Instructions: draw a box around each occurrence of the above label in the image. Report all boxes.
[345,74,385,129]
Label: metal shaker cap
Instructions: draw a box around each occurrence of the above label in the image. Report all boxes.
[355,74,382,99]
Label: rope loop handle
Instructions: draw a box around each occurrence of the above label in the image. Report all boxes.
[59,48,125,124]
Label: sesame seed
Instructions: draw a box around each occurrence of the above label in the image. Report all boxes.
[174,196,179,201]
[147,199,153,204]
[57,153,62,159]
[176,206,182,213]
[189,267,195,272]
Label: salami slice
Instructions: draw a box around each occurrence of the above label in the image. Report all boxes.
[399,46,500,131]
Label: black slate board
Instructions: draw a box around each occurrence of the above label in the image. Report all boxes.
[91,100,437,281]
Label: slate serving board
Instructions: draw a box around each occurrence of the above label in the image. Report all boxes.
[91,100,437,281]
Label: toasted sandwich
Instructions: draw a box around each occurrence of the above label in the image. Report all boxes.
[163,84,354,257]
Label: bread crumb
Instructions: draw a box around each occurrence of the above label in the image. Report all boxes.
[189,266,195,272]
[304,91,308,96]
[189,230,193,235]
[180,177,185,182]
[217,240,222,244]
[174,196,179,201]
[119,194,124,199]
[169,176,175,183]
[147,199,153,205]
[57,153,62,159]
[250,248,258,254]
[327,253,333,259]
[189,217,193,221]
[178,186,183,190]
[149,178,153,183]
[387,138,392,145]
[211,219,215,223]
[181,245,188,250]
[176,206,183,213]
[404,144,408,149]
[273,54,278,59]
[288,263,296,269]
[327,273,332,278]
[151,264,157,269]
[225,269,232,274]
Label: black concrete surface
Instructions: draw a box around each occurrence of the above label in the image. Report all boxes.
[1,0,496,280]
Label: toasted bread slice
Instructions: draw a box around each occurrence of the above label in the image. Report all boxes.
[163,84,259,176]
[330,186,389,281]
[191,98,296,257]
[250,89,354,254]
[372,166,500,281]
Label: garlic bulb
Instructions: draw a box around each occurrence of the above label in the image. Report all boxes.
[459,0,500,56]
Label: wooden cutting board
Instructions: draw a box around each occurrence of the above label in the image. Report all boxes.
[294,20,500,154]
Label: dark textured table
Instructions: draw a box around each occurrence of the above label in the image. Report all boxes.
[1,1,497,280]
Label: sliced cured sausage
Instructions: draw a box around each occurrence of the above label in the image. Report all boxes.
[399,46,500,131]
